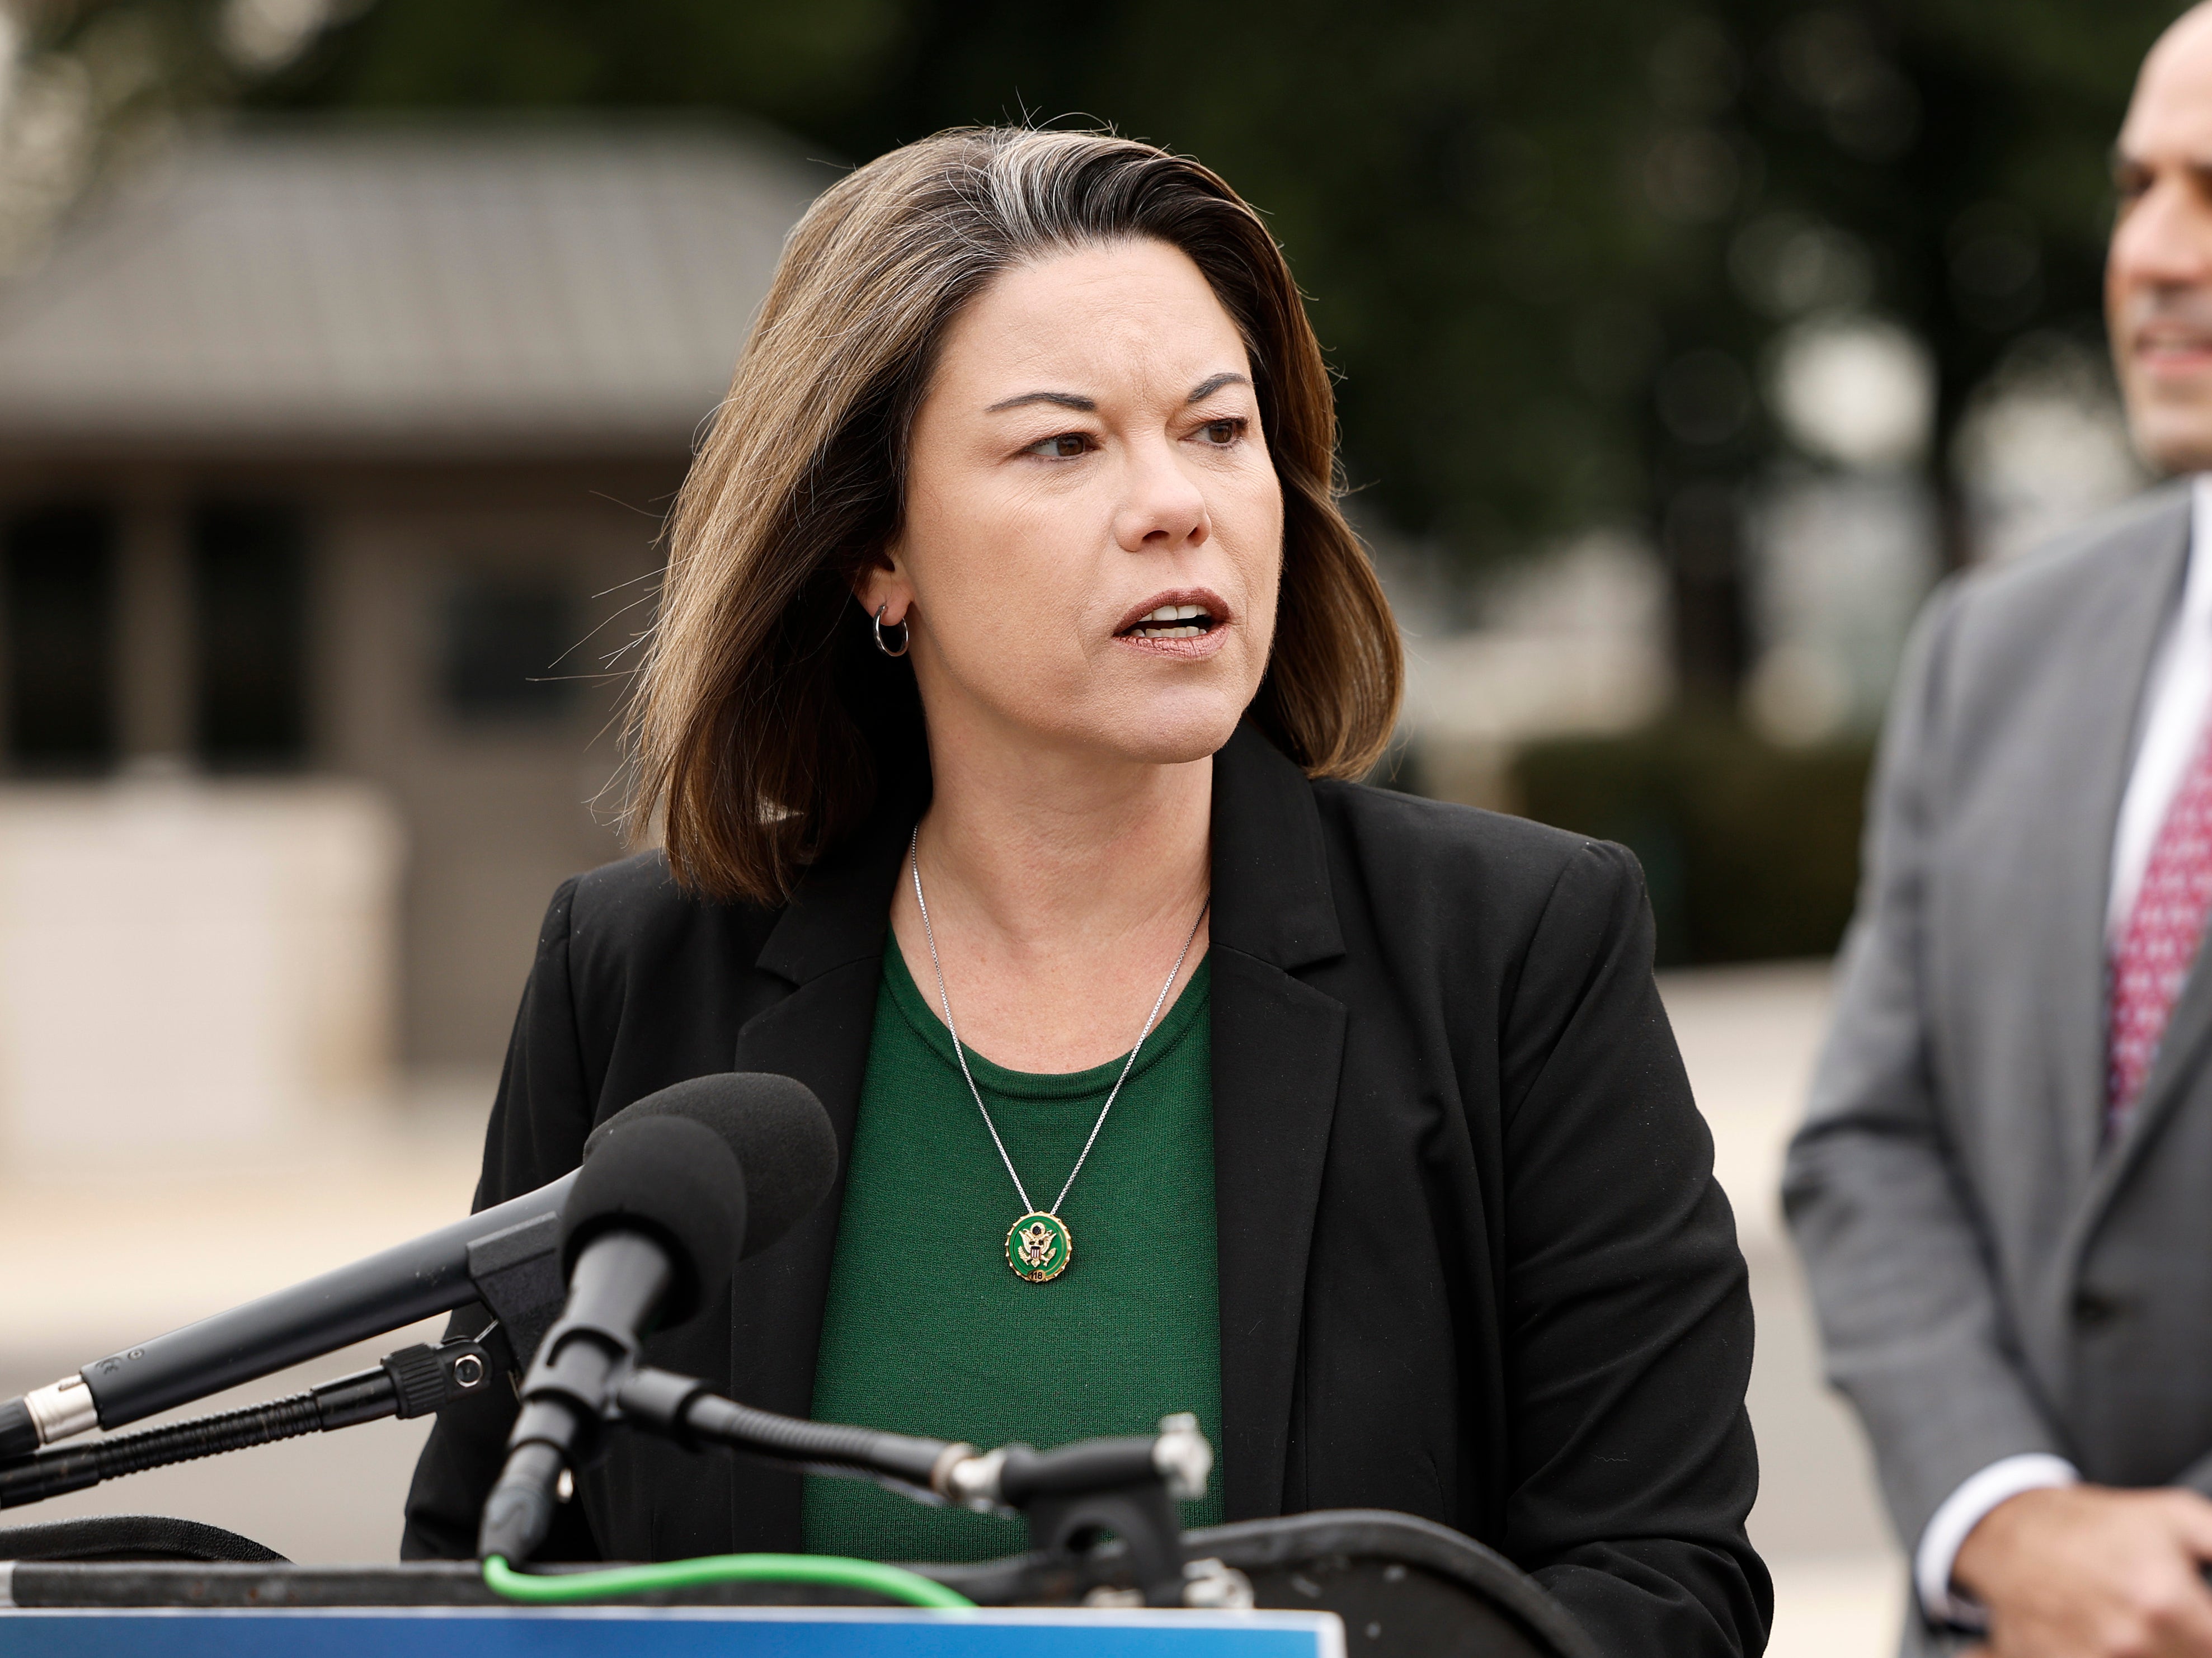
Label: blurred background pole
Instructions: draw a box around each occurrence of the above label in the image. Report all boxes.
[1663,478,1751,707]
[116,481,192,769]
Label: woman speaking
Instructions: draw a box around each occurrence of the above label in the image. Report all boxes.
[403,127,1768,1655]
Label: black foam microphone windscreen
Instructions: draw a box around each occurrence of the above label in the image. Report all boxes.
[559,1116,746,1326]
[582,1072,839,1258]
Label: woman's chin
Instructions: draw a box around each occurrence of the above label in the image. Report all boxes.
[962,664,1260,771]
[1080,690,1251,769]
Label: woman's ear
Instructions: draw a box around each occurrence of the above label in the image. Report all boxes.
[854,547,914,627]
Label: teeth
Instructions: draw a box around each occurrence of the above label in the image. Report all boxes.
[1134,624,1206,638]
[1140,603,1209,623]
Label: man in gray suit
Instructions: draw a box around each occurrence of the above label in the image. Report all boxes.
[1787,7,2212,1655]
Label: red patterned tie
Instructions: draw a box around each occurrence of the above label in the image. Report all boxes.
[2110,714,2212,1135]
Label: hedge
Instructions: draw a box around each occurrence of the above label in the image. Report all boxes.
[1508,716,1874,967]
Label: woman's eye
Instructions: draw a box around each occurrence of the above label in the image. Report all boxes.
[1028,432,1091,459]
[1198,419,1243,446]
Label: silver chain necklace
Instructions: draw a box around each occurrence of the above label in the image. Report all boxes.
[907,825,1207,1284]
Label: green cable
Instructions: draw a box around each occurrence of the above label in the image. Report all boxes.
[482,1552,976,1610]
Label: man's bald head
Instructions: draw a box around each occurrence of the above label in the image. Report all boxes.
[2140,2,2212,104]
[2110,1,2212,472]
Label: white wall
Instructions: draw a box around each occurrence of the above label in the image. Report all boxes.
[0,775,403,1170]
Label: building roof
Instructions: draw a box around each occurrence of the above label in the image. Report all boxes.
[0,120,825,457]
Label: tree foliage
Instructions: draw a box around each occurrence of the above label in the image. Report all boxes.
[226,1,2185,644]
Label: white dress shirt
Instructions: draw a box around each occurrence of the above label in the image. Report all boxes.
[1916,475,2212,1628]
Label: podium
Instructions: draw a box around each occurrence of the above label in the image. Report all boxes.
[0,1511,1598,1658]
[0,1604,1343,1658]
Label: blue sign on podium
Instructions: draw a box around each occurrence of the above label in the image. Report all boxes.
[0,1604,1347,1658]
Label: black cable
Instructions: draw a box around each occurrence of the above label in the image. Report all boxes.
[689,1393,950,1486]
[615,1368,953,1488]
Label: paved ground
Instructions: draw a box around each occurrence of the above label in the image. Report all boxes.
[0,1105,487,1562]
[1664,964,1905,1657]
[0,965,1902,1653]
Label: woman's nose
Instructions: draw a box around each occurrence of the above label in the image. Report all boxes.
[1113,439,1211,554]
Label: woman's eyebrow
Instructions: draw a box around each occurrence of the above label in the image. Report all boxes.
[986,390,1095,413]
[986,373,1251,414]
[1187,371,1251,402]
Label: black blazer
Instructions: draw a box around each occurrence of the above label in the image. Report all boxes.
[403,723,1768,1656]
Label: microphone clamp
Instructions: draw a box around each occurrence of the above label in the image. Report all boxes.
[934,1412,1213,1514]
[3,1377,98,1461]
[1151,1413,1215,1502]
[937,1445,1006,1512]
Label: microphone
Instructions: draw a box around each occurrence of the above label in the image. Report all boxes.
[0,1073,837,1465]
[0,1176,581,1466]
[478,1076,836,1563]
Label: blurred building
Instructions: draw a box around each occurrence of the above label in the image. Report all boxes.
[1386,531,1674,811]
[0,120,818,1152]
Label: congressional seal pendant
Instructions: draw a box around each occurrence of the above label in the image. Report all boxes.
[1006,1212,1072,1283]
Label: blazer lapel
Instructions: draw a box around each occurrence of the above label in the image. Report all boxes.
[2056,494,2194,1237]
[1208,723,1348,1520]
[719,797,914,1551]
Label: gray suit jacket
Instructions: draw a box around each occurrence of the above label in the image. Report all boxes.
[1785,482,2212,1645]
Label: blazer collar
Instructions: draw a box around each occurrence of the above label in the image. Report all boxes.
[753,787,921,988]
[1205,721,1348,1520]
[718,785,917,1552]
[1210,720,1345,973]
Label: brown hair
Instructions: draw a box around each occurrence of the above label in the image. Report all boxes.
[628,126,1402,904]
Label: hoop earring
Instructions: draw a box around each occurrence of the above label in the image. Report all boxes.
[873,603,911,658]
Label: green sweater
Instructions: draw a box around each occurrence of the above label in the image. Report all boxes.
[801,941,1224,1563]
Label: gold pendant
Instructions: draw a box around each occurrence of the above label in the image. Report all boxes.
[1006,1212,1072,1282]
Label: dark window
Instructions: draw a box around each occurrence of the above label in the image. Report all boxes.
[192,503,309,771]
[4,504,116,773]
[439,579,577,722]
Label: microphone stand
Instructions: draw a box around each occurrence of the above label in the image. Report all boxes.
[0,1332,497,1512]
[610,1367,1213,1607]
[0,1336,1218,1608]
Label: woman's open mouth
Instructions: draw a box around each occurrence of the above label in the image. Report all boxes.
[1110,588,1232,659]
[1121,601,1221,641]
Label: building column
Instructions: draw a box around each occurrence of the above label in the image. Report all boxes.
[115,488,193,767]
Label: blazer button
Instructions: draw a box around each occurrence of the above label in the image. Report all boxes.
[2073,1289,2124,1328]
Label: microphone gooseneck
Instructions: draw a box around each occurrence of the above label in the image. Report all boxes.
[0,1071,841,1468]
[0,1171,581,1461]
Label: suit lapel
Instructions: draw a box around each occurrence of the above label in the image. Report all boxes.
[1208,723,1348,1520]
[2056,494,2194,1237]
[718,798,915,1551]
[2026,496,2194,1205]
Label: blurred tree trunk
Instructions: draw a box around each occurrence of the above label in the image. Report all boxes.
[1661,478,1751,704]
